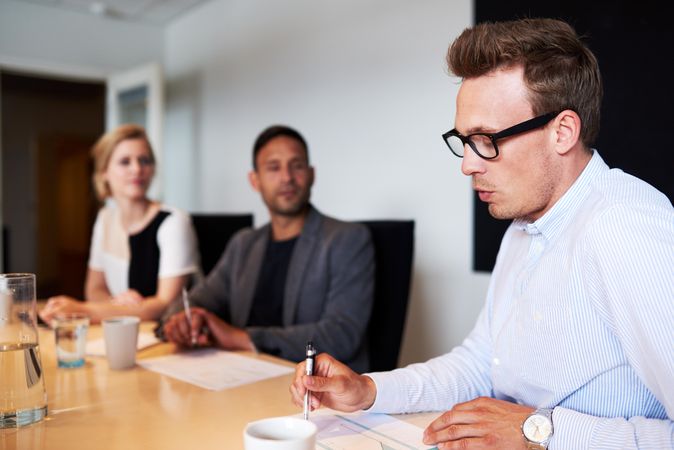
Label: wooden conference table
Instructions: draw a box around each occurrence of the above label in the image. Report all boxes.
[2,322,436,450]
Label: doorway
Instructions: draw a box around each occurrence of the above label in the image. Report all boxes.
[1,71,104,299]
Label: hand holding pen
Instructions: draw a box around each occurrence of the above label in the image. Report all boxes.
[181,287,198,346]
[290,352,378,413]
[303,341,316,420]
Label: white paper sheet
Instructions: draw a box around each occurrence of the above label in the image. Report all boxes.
[136,348,294,390]
[86,331,161,356]
[310,410,435,450]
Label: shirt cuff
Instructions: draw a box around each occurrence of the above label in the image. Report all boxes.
[363,371,406,414]
[549,407,599,450]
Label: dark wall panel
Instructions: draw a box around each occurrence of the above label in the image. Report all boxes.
[473,0,674,271]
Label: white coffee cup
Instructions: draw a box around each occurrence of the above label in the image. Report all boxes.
[102,316,140,370]
[244,416,317,450]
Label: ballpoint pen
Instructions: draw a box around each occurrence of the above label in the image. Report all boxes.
[303,341,316,420]
[182,287,197,346]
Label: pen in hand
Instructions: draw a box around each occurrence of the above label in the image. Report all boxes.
[182,287,197,347]
[303,341,316,420]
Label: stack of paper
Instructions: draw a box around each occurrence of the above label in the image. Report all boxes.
[311,410,434,449]
[137,348,294,390]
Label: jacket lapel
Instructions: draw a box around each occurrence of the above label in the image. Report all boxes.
[231,225,269,327]
[283,206,321,326]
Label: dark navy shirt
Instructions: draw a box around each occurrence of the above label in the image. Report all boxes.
[247,236,298,327]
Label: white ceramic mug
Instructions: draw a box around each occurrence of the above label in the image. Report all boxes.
[102,316,140,370]
[244,416,317,450]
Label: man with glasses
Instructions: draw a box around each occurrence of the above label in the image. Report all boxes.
[290,18,673,449]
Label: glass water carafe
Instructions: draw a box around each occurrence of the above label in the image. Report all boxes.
[0,273,48,427]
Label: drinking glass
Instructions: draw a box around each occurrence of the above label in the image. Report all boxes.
[54,313,90,368]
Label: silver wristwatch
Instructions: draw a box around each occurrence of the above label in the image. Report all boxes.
[521,408,554,450]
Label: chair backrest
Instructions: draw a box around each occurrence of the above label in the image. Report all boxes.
[191,213,254,276]
[358,220,414,372]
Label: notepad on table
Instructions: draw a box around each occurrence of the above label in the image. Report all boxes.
[137,348,294,391]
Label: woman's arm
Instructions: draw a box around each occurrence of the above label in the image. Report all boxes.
[41,274,189,324]
[84,269,112,303]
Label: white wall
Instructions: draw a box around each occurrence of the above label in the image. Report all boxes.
[0,0,163,274]
[0,0,163,79]
[164,0,491,365]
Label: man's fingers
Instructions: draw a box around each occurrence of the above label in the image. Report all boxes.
[304,374,344,393]
[165,314,191,345]
[425,410,479,433]
[289,382,302,407]
[436,437,482,449]
[292,361,307,390]
[451,396,489,411]
[423,422,485,446]
[177,313,192,341]
[309,391,323,410]
[190,313,207,339]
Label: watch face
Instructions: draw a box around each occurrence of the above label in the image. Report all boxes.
[523,414,553,443]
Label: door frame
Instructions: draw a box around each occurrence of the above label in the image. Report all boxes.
[106,62,164,199]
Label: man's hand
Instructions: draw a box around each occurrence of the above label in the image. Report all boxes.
[163,307,253,351]
[163,309,202,346]
[199,309,254,351]
[289,353,377,413]
[423,397,533,449]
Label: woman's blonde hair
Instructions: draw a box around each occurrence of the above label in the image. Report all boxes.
[91,124,155,201]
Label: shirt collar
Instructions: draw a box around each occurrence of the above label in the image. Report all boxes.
[513,150,608,241]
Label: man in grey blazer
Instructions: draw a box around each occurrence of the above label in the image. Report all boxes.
[163,125,375,372]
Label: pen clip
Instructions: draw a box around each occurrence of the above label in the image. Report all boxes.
[305,341,316,375]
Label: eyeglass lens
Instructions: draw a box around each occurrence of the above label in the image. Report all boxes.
[446,134,496,159]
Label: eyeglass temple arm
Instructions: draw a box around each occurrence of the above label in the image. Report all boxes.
[493,112,560,140]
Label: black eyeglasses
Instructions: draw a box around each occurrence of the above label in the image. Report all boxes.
[442,111,560,160]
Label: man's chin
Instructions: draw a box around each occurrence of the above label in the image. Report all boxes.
[487,204,517,221]
[270,202,309,217]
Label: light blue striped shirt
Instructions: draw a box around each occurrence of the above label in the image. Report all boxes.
[368,151,674,449]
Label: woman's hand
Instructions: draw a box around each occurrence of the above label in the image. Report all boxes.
[39,296,88,325]
[111,290,144,306]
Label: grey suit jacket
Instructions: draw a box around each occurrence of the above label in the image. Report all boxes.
[178,205,375,372]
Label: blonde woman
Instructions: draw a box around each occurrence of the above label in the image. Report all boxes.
[40,124,200,324]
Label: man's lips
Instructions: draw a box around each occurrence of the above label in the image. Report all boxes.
[475,189,494,202]
[278,189,298,198]
[477,191,492,202]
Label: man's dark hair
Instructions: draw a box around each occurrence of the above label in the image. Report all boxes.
[252,125,309,169]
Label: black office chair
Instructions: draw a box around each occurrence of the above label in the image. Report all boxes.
[191,213,254,276]
[358,220,414,372]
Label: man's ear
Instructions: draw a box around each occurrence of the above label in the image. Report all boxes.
[248,170,260,192]
[308,166,315,187]
[553,109,582,155]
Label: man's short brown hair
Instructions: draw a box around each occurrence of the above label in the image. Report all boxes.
[447,18,603,147]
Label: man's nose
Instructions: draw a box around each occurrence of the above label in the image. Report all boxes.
[280,165,293,182]
[461,144,486,176]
